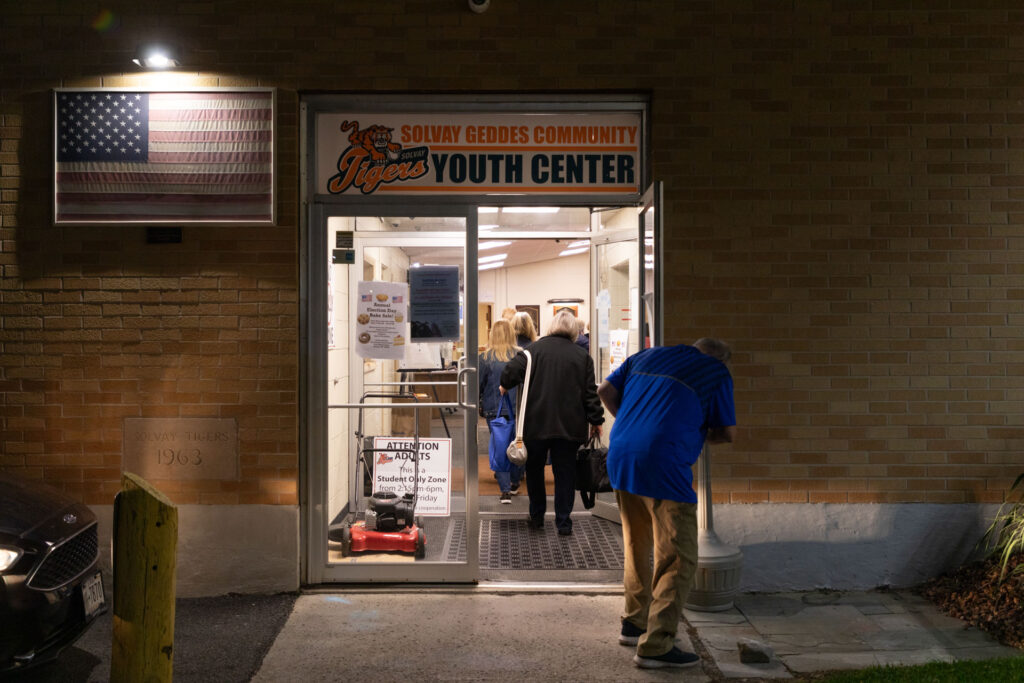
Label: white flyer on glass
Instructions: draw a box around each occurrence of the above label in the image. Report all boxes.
[355,281,409,360]
[371,437,452,516]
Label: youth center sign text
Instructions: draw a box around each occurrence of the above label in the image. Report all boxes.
[316,112,642,197]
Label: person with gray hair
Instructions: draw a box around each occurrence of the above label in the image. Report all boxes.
[574,317,590,352]
[597,337,736,669]
[500,309,604,535]
[511,311,538,349]
[694,337,731,363]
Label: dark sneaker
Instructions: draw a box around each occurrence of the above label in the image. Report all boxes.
[509,483,520,495]
[500,492,512,504]
[527,517,543,529]
[619,620,646,646]
[633,647,700,669]
[557,527,572,536]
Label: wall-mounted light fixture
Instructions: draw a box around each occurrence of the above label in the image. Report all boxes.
[132,43,180,69]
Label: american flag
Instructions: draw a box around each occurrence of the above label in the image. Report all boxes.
[55,90,273,223]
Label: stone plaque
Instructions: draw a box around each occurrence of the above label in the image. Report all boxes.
[123,418,239,481]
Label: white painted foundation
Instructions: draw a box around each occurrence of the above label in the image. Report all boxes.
[93,504,300,598]
[89,502,997,596]
[713,503,1000,591]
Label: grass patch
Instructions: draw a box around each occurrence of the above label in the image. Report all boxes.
[811,656,1024,682]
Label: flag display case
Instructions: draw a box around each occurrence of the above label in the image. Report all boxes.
[53,88,274,225]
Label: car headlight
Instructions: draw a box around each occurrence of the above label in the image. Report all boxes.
[0,546,22,572]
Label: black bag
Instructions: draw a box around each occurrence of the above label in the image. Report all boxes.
[575,435,612,509]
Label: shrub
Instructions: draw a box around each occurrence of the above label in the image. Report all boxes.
[980,472,1024,582]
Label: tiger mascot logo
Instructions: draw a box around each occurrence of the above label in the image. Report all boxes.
[341,120,401,166]
[327,120,429,195]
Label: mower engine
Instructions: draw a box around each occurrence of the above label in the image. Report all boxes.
[364,490,415,532]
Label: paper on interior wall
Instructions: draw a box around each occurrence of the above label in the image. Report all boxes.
[609,329,630,372]
[400,342,442,370]
[355,281,409,360]
[597,289,611,347]
[409,265,461,342]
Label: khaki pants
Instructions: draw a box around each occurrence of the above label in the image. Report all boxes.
[616,490,699,657]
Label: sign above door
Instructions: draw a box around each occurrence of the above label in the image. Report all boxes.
[315,111,643,199]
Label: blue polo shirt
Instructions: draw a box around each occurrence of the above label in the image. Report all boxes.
[605,344,735,503]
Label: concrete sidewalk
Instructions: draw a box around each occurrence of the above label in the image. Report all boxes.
[11,587,1022,682]
[251,588,1022,682]
[252,589,709,683]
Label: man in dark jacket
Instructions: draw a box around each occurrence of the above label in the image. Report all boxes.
[500,310,603,535]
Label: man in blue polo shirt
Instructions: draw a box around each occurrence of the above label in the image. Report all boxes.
[597,338,736,669]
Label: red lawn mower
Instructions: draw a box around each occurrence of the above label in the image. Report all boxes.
[329,391,426,559]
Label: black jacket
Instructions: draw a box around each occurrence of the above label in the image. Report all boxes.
[500,335,604,443]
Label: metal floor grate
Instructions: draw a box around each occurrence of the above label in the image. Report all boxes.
[442,518,467,563]
[475,517,624,570]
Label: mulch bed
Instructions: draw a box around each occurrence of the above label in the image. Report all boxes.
[916,552,1024,649]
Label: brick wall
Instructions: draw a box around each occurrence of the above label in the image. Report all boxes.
[2,1,1022,507]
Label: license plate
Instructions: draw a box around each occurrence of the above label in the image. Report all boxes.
[81,571,105,618]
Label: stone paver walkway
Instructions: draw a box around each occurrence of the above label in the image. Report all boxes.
[687,590,1023,679]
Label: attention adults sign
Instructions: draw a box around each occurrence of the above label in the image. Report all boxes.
[315,112,642,197]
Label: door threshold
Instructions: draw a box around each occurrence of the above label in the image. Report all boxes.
[302,581,621,594]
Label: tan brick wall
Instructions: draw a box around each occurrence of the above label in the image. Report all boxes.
[2,2,1022,507]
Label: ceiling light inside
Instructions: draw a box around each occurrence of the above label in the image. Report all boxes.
[477,206,499,213]
[567,240,589,249]
[479,261,505,271]
[479,224,499,231]
[479,241,512,250]
[502,206,560,214]
[559,247,588,257]
[479,253,508,264]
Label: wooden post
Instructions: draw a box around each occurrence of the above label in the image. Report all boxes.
[110,472,178,683]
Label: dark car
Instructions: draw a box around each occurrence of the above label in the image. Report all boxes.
[0,471,106,674]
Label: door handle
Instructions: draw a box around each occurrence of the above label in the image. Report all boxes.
[456,367,477,410]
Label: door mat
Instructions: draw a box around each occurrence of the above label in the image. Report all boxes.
[444,517,625,570]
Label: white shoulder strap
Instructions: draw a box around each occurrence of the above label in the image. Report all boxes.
[515,350,531,439]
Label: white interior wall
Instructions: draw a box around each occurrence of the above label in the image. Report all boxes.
[327,217,355,521]
[480,253,590,336]
[360,244,410,439]
[326,218,411,522]
[598,205,636,233]
[604,241,638,352]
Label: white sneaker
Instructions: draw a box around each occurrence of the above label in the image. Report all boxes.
[500,492,512,504]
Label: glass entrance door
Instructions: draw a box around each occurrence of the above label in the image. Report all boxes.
[588,182,661,523]
[307,209,479,583]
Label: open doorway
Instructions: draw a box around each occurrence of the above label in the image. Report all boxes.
[467,205,642,581]
[313,200,652,584]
